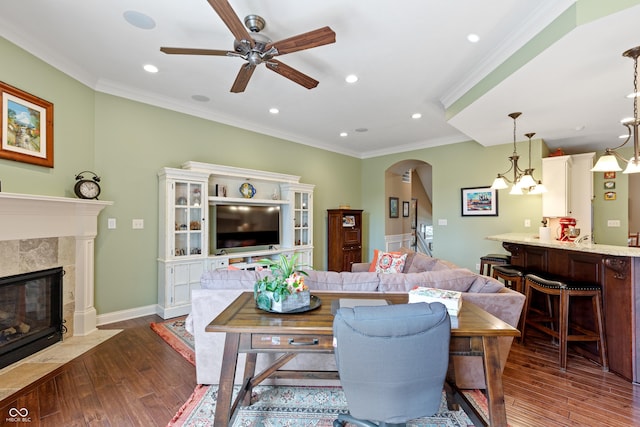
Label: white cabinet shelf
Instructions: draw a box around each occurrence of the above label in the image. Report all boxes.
[157,162,314,318]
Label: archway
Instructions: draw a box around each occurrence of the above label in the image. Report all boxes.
[384,160,432,254]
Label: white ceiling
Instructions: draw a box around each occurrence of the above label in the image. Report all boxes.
[1,1,637,158]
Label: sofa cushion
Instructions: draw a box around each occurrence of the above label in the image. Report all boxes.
[377,268,482,293]
[368,250,407,274]
[200,270,264,290]
[405,251,439,273]
[341,272,380,292]
[467,274,505,293]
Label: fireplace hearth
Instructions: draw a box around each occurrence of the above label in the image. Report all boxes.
[0,267,64,369]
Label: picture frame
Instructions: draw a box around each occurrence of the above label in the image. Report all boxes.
[461,186,498,216]
[389,197,399,218]
[604,191,617,201]
[0,81,54,168]
[342,215,355,227]
[604,171,616,179]
[604,181,615,189]
[402,201,410,217]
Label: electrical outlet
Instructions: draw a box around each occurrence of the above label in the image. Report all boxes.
[475,263,481,272]
[524,219,531,227]
[132,219,144,229]
[607,219,621,227]
[438,219,447,226]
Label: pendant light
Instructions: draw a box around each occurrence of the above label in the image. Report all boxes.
[491,113,545,194]
[591,46,640,173]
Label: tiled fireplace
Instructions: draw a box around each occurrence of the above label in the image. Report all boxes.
[0,193,111,353]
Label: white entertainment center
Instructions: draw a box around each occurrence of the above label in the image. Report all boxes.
[157,161,314,318]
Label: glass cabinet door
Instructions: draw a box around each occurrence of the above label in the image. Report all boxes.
[294,192,311,247]
[174,181,203,257]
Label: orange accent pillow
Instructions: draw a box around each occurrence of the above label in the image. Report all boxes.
[368,249,407,274]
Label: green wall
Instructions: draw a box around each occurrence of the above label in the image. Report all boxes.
[0,37,361,315]
[362,140,545,272]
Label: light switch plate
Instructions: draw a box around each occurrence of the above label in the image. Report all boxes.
[107,218,116,229]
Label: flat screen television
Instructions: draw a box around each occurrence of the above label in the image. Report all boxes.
[212,204,280,253]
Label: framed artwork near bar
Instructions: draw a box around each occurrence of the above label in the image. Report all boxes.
[0,81,54,167]
[461,186,498,216]
[389,197,399,218]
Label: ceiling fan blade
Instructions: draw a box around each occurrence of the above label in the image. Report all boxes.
[161,47,231,56]
[266,26,336,56]
[230,64,256,93]
[207,0,254,47]
[266,59,319,90]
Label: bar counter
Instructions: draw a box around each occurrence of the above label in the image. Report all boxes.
[487,233,640,383]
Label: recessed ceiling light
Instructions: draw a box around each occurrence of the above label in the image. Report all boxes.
[411,113,422,119]
[345,74,358,83]
[355,128,368,133]
[123,11,156,30]
[269,108,279,114]
[627,92,640,98]
[340,132,348,137]
[467,33,480,43]
[192,95,210,102]
[574,125,585,131]
[621,117,634,124]
[143,64,158,73]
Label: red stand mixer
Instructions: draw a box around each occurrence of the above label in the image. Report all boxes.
[557,217,579,241]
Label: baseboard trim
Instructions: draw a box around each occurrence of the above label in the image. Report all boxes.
[96,304,157,326]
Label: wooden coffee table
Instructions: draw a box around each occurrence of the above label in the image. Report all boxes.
[206,291,519,426]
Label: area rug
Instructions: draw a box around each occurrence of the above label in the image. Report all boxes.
[168,384,476,427]
[150,316,195,366]
[153,317,489,426]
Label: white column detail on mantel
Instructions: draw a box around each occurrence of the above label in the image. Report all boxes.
[0,192,112,336]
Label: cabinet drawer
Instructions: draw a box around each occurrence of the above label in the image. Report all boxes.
[251,334,333,350]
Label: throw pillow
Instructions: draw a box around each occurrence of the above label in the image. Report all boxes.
[368,249,407,274]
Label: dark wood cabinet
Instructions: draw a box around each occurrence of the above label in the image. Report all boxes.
[503,242,637,382]
[327,209,363,272]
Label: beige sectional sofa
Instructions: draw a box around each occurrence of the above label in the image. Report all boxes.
[185,249,525,389]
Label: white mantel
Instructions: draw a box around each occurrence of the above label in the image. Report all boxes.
[0,192,112,335]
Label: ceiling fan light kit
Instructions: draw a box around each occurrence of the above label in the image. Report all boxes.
[160,0,336,93]
[592,45,640,174]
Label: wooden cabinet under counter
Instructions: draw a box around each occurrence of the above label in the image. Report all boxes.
[488,233,640,382]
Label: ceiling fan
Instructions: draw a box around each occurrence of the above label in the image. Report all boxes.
[160,0,336,93]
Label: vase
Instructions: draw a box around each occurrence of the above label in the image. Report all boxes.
[255,290,310,313]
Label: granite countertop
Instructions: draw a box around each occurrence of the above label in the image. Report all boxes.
[487,233,640,257]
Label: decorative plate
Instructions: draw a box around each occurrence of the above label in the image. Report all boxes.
[259,295,322,314]
[239,182,256,198]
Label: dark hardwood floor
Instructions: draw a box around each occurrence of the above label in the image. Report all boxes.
[2,315,640,426]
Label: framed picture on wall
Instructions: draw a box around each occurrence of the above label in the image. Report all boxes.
[389,197,399,218]
[0,81,54,167]
[461,186,498,216]
[402,201,410,217]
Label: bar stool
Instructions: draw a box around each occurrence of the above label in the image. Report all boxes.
[479,253,511,276]
[492,264,526,293]
[521,273,608,372]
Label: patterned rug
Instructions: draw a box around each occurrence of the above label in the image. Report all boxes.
[150,316,195,366]
[152,317,487,427]
[168,384,476,427]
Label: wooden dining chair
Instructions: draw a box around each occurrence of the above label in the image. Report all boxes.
[629,232,639,247]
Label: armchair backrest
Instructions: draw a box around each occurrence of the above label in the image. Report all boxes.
[333,302,451,424]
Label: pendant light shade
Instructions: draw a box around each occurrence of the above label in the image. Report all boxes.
[490,117,544,194]
[592,46,640,173]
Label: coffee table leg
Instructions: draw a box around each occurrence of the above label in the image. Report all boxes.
[482,336,508,427]
[214,332,241,427]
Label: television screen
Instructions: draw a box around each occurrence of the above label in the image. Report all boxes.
[214,204,280,251]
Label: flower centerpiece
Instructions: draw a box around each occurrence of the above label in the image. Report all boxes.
[254,253,310,312]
